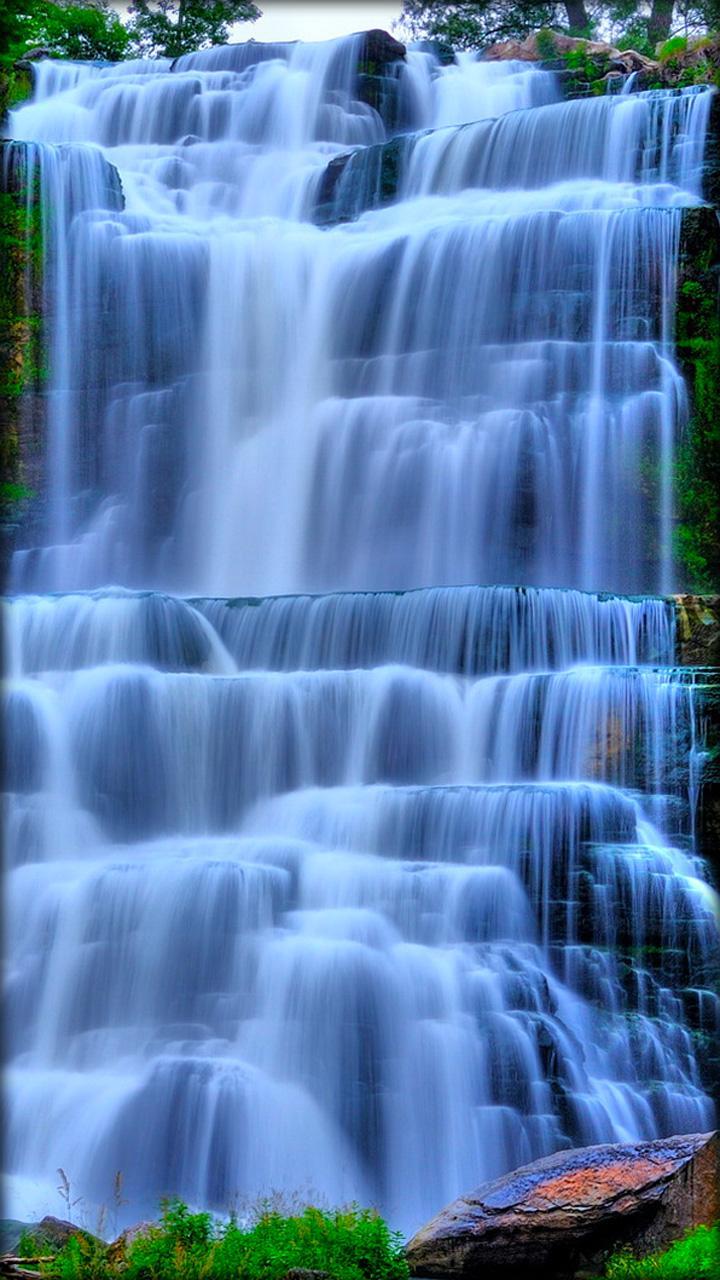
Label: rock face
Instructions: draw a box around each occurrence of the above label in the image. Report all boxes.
[406,1132,719,1280]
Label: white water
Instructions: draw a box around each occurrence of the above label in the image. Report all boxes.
[3,37,718,1233]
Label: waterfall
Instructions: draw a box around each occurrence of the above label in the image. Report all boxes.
[3,36,718,1235]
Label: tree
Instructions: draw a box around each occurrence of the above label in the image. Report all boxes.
[397,1,720,51]
[1,1,130,62]
[397,2,593,49]
[126,1,261,59]
[648,0,676,43]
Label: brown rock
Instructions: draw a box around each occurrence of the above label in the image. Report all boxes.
[359,30,406,67]
[483,32,657,73]
[405,1131,719,1280]
[674,595,720,666]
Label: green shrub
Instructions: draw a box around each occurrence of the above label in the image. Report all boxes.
[37,1200,410,1280]
[658,36,688,61]
[535,28,558,60]
[601,1222,719,1278]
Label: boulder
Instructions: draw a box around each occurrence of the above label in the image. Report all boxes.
[406,1131,719,1280]
[359,30,406,68]
[483,32,657,74]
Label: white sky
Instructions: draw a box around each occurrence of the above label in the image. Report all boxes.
[245,2,404,43]
[111,2,405,44]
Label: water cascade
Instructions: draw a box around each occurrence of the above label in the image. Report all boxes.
[3,34,718,1234]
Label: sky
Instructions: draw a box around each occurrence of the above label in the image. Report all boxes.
[110,2,406,44]
[244,2,404,43]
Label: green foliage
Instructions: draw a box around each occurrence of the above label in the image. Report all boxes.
[658,34,688,59]
[600,1223,719,1278]
[397,3,720,53]
[674,270,720,592]
[127,1,261,59]
[1,2,130,66]
[397,2,588,50]
[36,1200,410,1280]
[535,27,559,57]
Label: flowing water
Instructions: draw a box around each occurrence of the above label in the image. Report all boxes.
[3,37,719,1232]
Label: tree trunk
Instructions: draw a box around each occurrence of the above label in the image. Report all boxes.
[648,0,675,47]
[563,1,590,32]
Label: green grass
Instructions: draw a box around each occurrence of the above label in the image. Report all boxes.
[25,1199,410,1280]
[600,1223,719,1279]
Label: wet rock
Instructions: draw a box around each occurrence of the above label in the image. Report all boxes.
[674,595,720,666]
[406,1131,719,1280]
[358,29,406,69]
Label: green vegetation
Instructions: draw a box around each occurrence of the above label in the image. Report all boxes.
[397,2,720,52]
[0,2,262,72]
[397,2,595,49]
[127,2,261,60]
[22,1200,410,1280]
[658,35,688,60]
[535,27,559,58]
[0,2,131,67]
[0,173,44,498]
[563,40,607,92]
[674,251,720,592]
[598,1223,719,1278]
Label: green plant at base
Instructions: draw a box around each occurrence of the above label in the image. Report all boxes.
[35,1200,410,1280]
[599,1222,719,1278]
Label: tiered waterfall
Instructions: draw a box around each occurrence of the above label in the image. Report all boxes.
[3,36,719,1233]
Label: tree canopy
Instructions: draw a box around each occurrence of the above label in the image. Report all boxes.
[126,1,261,59]
[397,2,720,53]
[2,1,130,63]
[1,1,263,65]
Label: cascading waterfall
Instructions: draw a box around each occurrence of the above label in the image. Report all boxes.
[3,33,719,1235]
